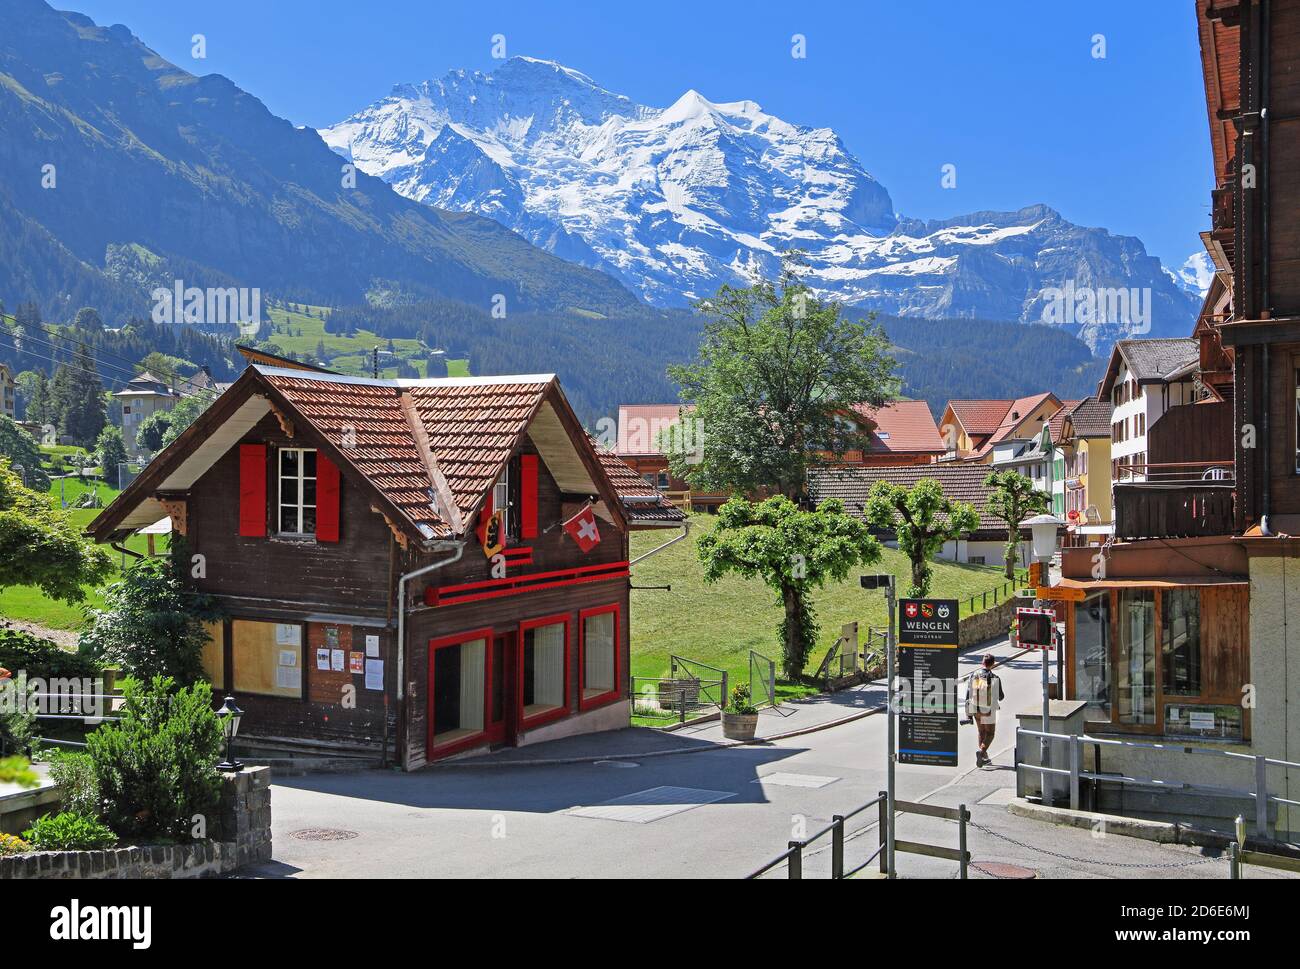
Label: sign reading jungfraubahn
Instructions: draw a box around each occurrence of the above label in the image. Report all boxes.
[897,599,959,767]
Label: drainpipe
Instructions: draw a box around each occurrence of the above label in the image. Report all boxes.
[629,521,690,567]
[396,541,465,706]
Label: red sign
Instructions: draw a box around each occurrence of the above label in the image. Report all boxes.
[563,503,602,553]
[905,602,919,619]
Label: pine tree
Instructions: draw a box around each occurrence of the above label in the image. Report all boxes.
[25,370,52,426]
[50,345,107,447]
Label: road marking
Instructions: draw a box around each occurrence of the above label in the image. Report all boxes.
[566,785,735,823]
[593,760,640,768]
[753,772,839,789]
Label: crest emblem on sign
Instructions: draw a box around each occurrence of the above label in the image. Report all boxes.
[937,605,950,619]
[905,603,919,619]
[921,603,935,619]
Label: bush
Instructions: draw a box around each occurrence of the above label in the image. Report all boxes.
[79,545,222,686]
[85,676,223,842]
[0,755,38,788]
[0,704,35,757]
[0,629,102,681]
[727,683,757,715]
[0,832,30,856]
[23,812,117,851]
[46,750,99,817]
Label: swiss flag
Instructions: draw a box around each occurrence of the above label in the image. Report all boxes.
[905,602,919,619]
[563,503,601,553]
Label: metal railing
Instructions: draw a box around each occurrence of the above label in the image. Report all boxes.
[1016,727,1300,837]
[749,650,776,708]
[962,569,1031,616]
[1114,460,1235,484]
[746,792,971,879]
[630,655,729,724]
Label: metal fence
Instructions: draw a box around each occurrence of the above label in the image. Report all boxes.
[630,655,729,724]
[1016,726,1300,838]
[962,569,1032,616]
[749,650,776,708]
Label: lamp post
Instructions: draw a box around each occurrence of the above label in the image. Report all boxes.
[861,573,897,878]
[215,696,245,772]
[1024,514,1062,800]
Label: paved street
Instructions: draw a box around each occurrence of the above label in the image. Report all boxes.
[245,639,1295,879]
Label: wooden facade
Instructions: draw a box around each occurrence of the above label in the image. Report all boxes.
[89,367,684,767]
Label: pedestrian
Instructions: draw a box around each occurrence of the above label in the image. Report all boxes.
[965,653,1004,767]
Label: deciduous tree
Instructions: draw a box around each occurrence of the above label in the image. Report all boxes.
[864,478,979,597]
[983,469,1049,579]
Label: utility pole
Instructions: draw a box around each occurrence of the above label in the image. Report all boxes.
[861,572,897,878]
[372,346,380,379]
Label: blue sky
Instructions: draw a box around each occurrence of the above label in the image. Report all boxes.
[66,0,1211,270]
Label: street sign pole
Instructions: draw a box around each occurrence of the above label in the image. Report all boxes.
[885,575,896,879]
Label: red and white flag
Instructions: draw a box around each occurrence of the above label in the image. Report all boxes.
[562,503,601,553]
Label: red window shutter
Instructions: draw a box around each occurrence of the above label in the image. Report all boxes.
[238,444,266,537]
[317,454,341,542]
[520,454,539,539]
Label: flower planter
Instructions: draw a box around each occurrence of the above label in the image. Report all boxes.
[721,712,759,741]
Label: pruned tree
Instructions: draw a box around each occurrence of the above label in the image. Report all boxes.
[983,469,1048,579]
[696,495,881,679]
[0,418,50,491]
[864,478,979,597]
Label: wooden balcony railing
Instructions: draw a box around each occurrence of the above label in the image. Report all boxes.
[1114,478,1235,539]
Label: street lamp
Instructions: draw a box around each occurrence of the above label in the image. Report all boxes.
[861,573,897,878]
[1025,513,1063,566]
[215,696,245,772]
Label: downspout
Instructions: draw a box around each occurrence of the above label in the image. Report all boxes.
[629,521,690,567]
[395,540,465,762]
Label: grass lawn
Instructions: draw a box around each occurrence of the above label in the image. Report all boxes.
[628,513,1019,710]
[0,506,153,632]
[261,304,471,378]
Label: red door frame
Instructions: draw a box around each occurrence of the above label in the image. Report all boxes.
[578,603,622,711]
[485,632,516,746]
[517,612,572,730]
[426,627,494,758]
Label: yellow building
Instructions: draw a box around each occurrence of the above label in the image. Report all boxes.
[938,393,1061,462]
[1059,397,1113,543]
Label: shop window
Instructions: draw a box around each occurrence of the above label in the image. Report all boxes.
[431,635,487,748]
[1117,590,1156,725]
[521,617,568,722]
[1161,588,1201,696]
[1164,703,1243,741]
[232,620,303,698]
[278,448,317,535]
[1075,592,1111,721]
[580,606,619,707]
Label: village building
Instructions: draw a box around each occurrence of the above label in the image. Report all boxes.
[1040,0,1300,840]
[613,403,728,512]
[114,370,181,459]
[807,463,1030,569]
[1055,396,1114,544]
[0,363,15,421]
[89,366,685,768]
[938,393,1062,462]
[834,400,947,466]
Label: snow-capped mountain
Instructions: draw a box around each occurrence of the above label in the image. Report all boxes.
[322,56,1200,349]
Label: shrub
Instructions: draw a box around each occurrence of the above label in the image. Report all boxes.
[727,683,758,715]
[79,545,222,686]
[85,676,223,842]
[23,812,117,851]
[46,750,99,817]
[0,832,30,856]
[0,703,35,757]
[0,629,102,681]
[0,755,38,788]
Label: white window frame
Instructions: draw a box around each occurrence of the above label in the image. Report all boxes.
[278,447,317,536]
[493,466,510,539]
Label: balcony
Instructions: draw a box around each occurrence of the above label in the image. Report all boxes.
[1113,462,1235,539]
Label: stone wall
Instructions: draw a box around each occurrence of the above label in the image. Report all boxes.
[0,766,272,879]
[958,598,1016,647]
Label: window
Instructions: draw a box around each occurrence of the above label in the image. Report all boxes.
[521,615,568,723]
[430,633,488,750]
[493,466,511,540]
[968,555,985,565]
[1075,592,1111,721]
[580,605,619,708]
[1161,589,1201,696]
[232,620,303,699]
[278,448,317,535]
[657,472,670,489]
[1117,590,1156,725]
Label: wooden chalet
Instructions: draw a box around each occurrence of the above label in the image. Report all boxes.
[88,367,685,767]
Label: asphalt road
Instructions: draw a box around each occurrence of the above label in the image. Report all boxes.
[247,640,1291,879]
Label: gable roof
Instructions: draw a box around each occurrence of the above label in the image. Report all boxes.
[1064,396,1113,439]
[88,366,632,544]
[946,400,1013,439]
[1098,339,1199,398]
[807,464,1017,534]
[1048,400,1082,445]
[593,443,688,528]
[615,404,691,455]
[852,400,945,453]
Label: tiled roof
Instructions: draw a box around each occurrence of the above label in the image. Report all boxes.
[1048,400,1082,445]
[594,444,687,527]
[988,392,1056,445]
[947,400,1013,437]
[616,404,692,455]
[1065,396,1112,438]
[807,464,1014,529]
[853,400,945,453]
